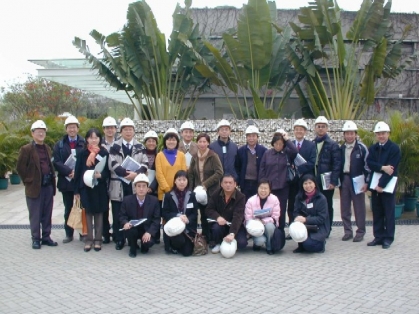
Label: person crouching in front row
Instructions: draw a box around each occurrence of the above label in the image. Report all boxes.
[120,174,161,258]
[205,174,248,254]
[292,174,330,253]
[162,170,199,256]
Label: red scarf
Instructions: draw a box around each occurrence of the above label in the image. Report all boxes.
[86,145,100,167]
[305,189,316,204]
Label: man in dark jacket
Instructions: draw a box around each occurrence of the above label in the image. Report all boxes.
[52,116,85,243]
[120,174,161,258]
[313,116,341,235]
[205,175,248,253]
[366,121,401,249]
[209,119,238,180]
[286,119,316,238]
[17,120,57,249]
[339,121,370,242]
[235,125,267,200]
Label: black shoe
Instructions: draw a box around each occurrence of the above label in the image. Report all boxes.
[367,239,383,246]
[285,234,292,240]
[209,241,216,249]
[103,236,110,244]
[253,245,261,252]
[293,246,305,253]
[165,248,177,254]
[342,234,353,241]
[353,235,364,242]
[41,239,58,246]
[382,241,391,249]
[115,241,125,250]
[32,241,41,249]
[79,234,85,242]
[129,250,137,258]
[94,245,102,252]
[84,244,92,252]
[62,236,73,244]
[266,250,274,255]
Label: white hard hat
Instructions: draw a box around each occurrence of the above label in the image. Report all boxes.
[64,116,80,127]
[246,219,265,237]
[164,128,179,139]
[289,221,308,243]
[133,173,149,185]
[144,130,158,142]
[102,116,117,127]
[31,120,47,132]
[216,119,231,130]
[164,217,186,237]
[220,239,237,258]
[194,186,208,205]
[180,121,195,131]
[373,121,390,133]
[314,116,329,126]
[119,117,135,131]
[245,125,260,135]
[293,119,308,130]
[83,170,96,188]
[342,120,358,132]
[274,128,285,135]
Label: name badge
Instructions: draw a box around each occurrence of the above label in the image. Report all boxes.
[71,149,76,156]
[356,154,361,158]
[96,155,103,161]
[307,203,313,209]
[187,203,194,208]
[222,146,227,154]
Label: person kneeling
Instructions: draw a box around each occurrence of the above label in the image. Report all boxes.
[245,179,281,255]
[205,174,248,254]
[292,174,330,253]
[120,174,161,258]
[162,170,199,256]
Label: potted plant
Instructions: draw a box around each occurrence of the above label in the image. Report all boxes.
[359,111,419,218]
[0,133,17,189]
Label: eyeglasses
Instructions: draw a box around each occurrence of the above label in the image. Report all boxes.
[316,125,327,129]
[33,130,46,135]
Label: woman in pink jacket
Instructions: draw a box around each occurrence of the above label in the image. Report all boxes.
[245,179,281,255]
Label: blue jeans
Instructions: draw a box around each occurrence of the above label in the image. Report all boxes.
[253,222,276,250]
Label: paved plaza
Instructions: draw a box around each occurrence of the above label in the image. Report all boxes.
[1,184,419,313]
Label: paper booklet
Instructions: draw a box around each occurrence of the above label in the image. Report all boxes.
[119,156,142,184]
[94,155,107,173]
[293,154,307,167]
[119,218,147,231]
[370,172,398,194]
[320,172,341,190]
[207,218,231,226]
[352,174,366,195]
[147,169,156,183]
[253,208,272,218]
[185,152,193,167]
[64,155,77,182]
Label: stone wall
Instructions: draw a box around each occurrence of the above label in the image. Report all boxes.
[133,119,377,146]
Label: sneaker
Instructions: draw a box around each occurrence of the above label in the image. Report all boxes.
[211,244,220,254]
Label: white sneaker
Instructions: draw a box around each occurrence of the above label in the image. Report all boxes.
[211,244,220,254]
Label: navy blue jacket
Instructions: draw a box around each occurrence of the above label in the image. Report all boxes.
[209,137,238,179]
[367,140,401,190]
[340,140,370,188]
[313,135,341,187]
[293,189,330,242]
[235,143,267,188]
[53,135,85,192]
[293,139,316,176]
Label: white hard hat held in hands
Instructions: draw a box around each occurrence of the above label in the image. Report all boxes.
[246,219,264,237]
[164,217,186,237]
[220,239,237,258]
[289,221,308,243]
[194,186,207,205]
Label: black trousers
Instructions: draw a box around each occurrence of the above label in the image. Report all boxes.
[26,185,54,241]
[272,186,290,229]
[320,188,334,232]
[199,204,210,242]
[168,233,194,256]
[241,179,258,201]
[287,181,299,225]
[371,191,396,243]
[102,208,111,239]
[210,223,248,249]
[111,201,124,243]
[125,225,155,252]
[62,191,75,237]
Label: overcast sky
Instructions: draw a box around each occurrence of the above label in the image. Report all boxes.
[0,0,417,87]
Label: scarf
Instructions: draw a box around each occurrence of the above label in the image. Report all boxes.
[305,189,316,203]
[314,135,328,143]
[174,187,187,213]
[145,148,157,168]
[163,149,177,166]
[197,148,209,183]
[86,145,100,167]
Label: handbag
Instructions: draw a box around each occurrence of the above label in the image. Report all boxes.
[81,208,88,236]
[271,227,285,252]
[286,154,297,183]
[67,199,83,230]
[185,231,208,256]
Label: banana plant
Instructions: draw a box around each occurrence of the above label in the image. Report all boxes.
[73,0,210,120]
[287,0,413,119]
[195,0,303,119]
